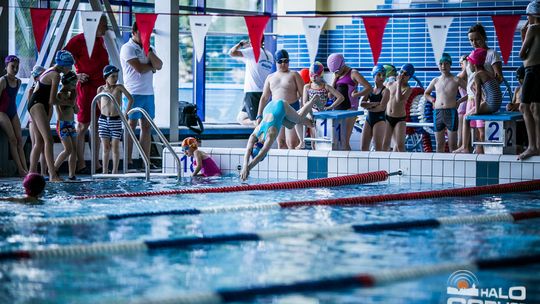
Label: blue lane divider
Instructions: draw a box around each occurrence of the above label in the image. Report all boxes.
[128,254,540,304]
[1,210,538,261]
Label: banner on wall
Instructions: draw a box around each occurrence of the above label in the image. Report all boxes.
[362,17,389,65]
[302,17,327,64]
[492,15,521,64]
[244,16,270,63]
[30,8,52,52]
[135,13,158,55]
[426,17,453,65]
[81,11,103,58]
[189,15,213,63]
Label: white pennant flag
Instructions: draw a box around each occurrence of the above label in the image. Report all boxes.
[81,11,103,58]
[189,15,213,62]
[302,17,327,64]
[426,17,454,65]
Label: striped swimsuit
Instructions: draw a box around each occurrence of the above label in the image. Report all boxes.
[482,78,502,113]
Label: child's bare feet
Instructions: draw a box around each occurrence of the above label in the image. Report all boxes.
[517,148,538,160]
[50,175,62,182]
[453,146,470,153]
[295,142,305,150]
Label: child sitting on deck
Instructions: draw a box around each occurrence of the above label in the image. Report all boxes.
[54,71,79,180]
[182,137,221,177]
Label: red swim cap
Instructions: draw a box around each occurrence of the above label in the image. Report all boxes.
[23,173,46,197]
[299,68,310,84]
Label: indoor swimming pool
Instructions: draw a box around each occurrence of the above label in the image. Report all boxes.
[0,176,539,303]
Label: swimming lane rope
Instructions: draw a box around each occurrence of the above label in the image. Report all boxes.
[2,210,539,261]
[76,170,397,200]
[30,179,540,226]
[127,253,540,304]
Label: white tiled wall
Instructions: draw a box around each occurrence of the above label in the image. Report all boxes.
[163,148,540,186]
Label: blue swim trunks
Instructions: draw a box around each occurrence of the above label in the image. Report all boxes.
[56,120,77,139]
[123,94,155,120]
[289,100,300,111]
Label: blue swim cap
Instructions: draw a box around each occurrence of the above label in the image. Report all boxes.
[371,64,386,78]
[399,63,415,77]
[275,49,289,62]
[103,64,120,79]
[251,141,266,160]
[55,50,74,67]
[31,65,45,79]
[439,53,452,64]
[527,0,540,15]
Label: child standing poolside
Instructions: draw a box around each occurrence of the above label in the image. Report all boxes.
[383,64,414,152]
[182,137,221,177]
[424,53,467,153]
[360,64,389,151]
[297,61,344,149]
[518,0,540,160]
[97,65,134,174]
[0,55,28,176]
[28,66,47,176]
[507,66,528,152]
[456,55,469,149]
[1,173,45,203]
[54,71,79,180]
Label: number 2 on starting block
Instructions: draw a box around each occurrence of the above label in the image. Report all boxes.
[486,121,503,143]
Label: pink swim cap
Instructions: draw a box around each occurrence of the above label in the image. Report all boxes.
[467,48,487,66]
[309,61,324,77]
[23,173,46,197]
[327,53,345,73]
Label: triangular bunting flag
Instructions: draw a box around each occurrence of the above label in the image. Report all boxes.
[81,11,103,58]
[492,15,521,64]
[135,13,158,55]
[426,17,454,65]
[362,17,389,65]
[302,17,327,64]
[30,8,52,52]
[189,15,213,63]
[244,16,270,63]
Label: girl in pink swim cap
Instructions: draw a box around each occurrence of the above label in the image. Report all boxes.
[327,53,373,150]
[1,173,46,203]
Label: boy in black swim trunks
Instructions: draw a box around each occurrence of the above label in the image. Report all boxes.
[424,53,467,152]
[383,64,414,152]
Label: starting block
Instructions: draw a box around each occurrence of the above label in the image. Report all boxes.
[307,110,363,150]
[466,111,523,154]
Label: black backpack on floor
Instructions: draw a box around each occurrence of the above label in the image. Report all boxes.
[178,101,204,134]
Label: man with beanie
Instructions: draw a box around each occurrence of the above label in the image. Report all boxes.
[257,49,305,149]
[229,36,274,124]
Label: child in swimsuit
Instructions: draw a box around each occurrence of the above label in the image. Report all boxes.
[360,64,389,151]
[0,173,46,203]
[97,65,134,174]
[383,64,414,152]
[182,137,221,177]
[28,66,47,176]
[424,53,468,153]
[54,71,79,180]
[0,55,28,176]
[298,61,344,149]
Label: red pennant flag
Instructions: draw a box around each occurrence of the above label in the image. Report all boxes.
[135,13,158,55]
[244,16,270,63]
[30,8,52,52]
[491,15,521,64]
[362,17,389,65]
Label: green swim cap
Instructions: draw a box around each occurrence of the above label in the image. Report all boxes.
[439,53,452,64]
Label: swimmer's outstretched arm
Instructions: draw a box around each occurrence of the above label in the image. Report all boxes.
[240,132,275,180]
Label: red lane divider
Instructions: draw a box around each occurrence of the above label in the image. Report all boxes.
[76,170,392,200]
[278,179,540,208]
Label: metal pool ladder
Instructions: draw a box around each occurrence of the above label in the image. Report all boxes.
[90,92,181,181]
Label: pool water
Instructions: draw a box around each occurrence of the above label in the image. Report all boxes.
[0,177,539,303]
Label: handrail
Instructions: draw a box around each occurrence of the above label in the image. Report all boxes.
[90,92,150,181]
[127,107,182,180]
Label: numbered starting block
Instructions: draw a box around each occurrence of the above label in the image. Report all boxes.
[307,110,363,150]
[466,111,523,155]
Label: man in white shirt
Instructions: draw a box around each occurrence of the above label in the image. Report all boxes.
[229,37,274,124]
[120,22,162,167]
